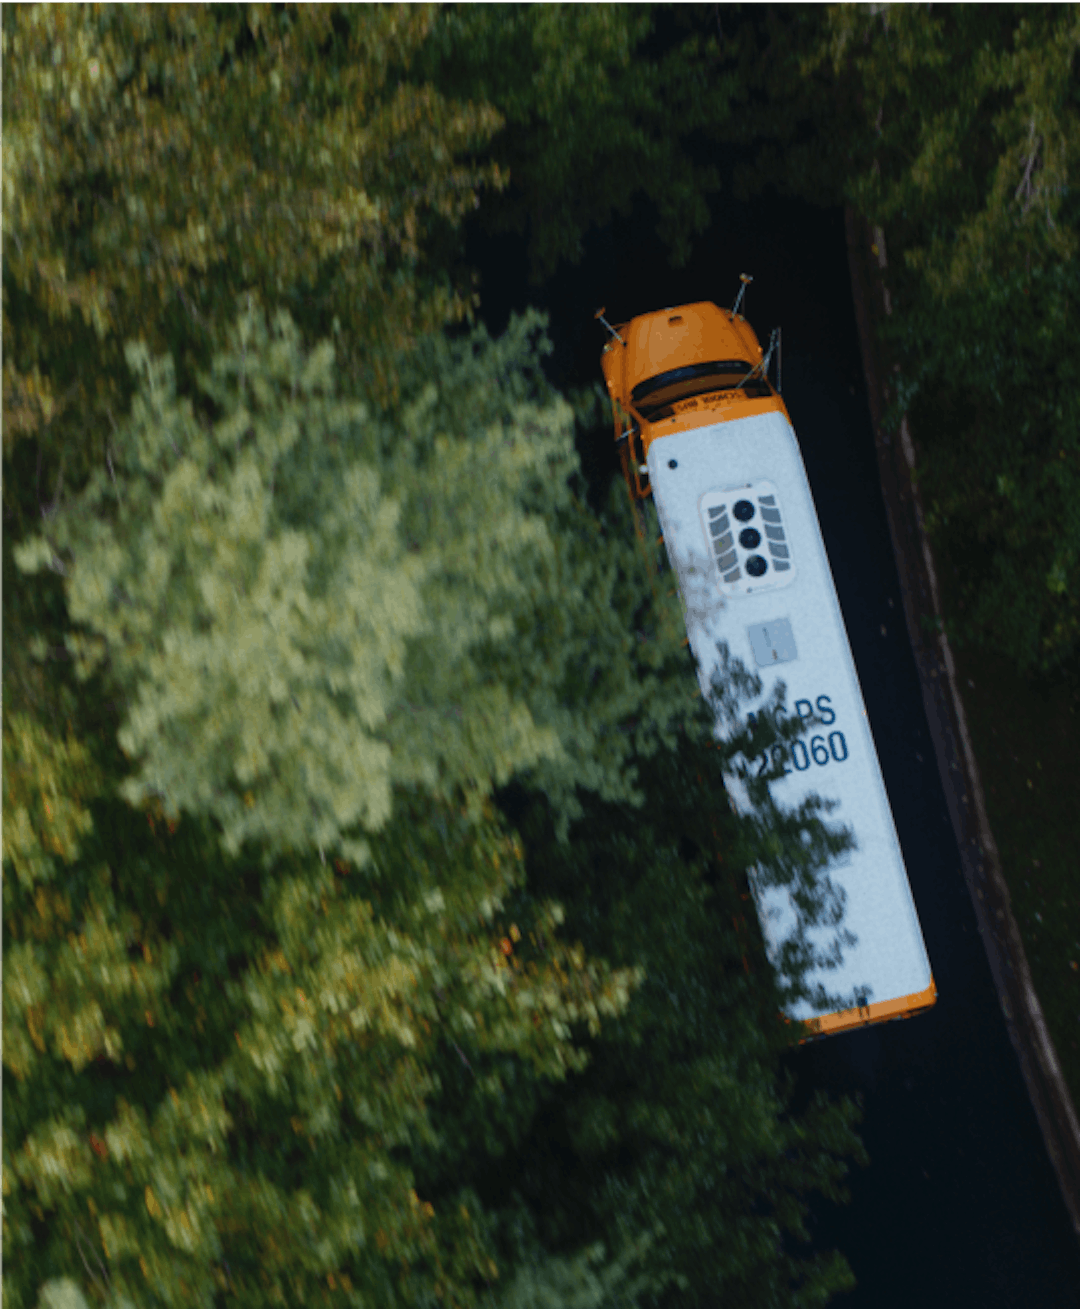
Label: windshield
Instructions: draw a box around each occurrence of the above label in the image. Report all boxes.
[630,359,771,421]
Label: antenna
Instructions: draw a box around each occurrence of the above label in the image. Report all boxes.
[777,324,782,394]
[733,325,781,391]
[730,273,753,320]
[594,307,625,346]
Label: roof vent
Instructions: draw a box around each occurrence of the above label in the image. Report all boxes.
[668,315,683,324]
[699,479,796,597]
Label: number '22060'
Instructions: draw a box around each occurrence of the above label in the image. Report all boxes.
[751,694,850,778]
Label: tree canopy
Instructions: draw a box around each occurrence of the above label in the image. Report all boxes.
[4,734,647,1309]
[466,726,867,1309]
[712,3,1080,680]
[3,3,506,517]
[415,1,1080,680]
[5,7,897,1307]
[13,301,709,866]
[6,306,860,1308]
[8,2,1076,688]
[410,4,737,282]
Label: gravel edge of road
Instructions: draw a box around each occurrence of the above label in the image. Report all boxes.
[843,203,1080,1243]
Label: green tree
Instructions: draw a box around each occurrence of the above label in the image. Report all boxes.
[2,1,518,796]
[412,3,737,282]
[4,11,875,1305]
[0,2,611,826]
[481,1222,670,1309]
[706,3,1080,680]
[414,703,865,1309]
[13,302,701,866]
[811,5,1080,680]
[3,717,642,1309]
[0,301,690,1305]
[6,290,862,1309]
[2,2,506,518]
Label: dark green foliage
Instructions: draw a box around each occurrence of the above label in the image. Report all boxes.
[412,4,737,281]
[708,4,1080,679]
[409,708,867,1308]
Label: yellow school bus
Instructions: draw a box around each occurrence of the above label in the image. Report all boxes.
[598,287,937,1042]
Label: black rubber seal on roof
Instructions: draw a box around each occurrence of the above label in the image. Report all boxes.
[631,359,752,404]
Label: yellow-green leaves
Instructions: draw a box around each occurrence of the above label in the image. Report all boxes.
[14,306,395,866]
[3,1,509,535]
[15,299,702,866]
[1,713,101,891]
[34,1279,91,1309]
[3,861,179,1083]
[3,783,644,1308]
[0,299,849,1308]
[11,1108,95,1209]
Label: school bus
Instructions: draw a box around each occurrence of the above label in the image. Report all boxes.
[597,285,937,1041]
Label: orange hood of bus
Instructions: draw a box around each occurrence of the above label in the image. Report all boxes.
[622,301,763,395]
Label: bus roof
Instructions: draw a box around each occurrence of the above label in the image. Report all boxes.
[645,407,936,1038]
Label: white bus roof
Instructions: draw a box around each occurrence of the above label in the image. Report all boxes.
[646,407,934,1032]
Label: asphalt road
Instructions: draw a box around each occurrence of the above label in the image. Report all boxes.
[459,189,1080,1305]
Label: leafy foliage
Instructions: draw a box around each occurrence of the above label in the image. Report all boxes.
[4,9,885,1308]
[3,3,506,519]
[2,1,521,786]
[7,294,856,1308]
[712,3,1080,679]
[414,714,866,1309]
[3,735,645,1309]
[811,5,1080,678]
[13,302,705,866]
[412,4,738,281]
